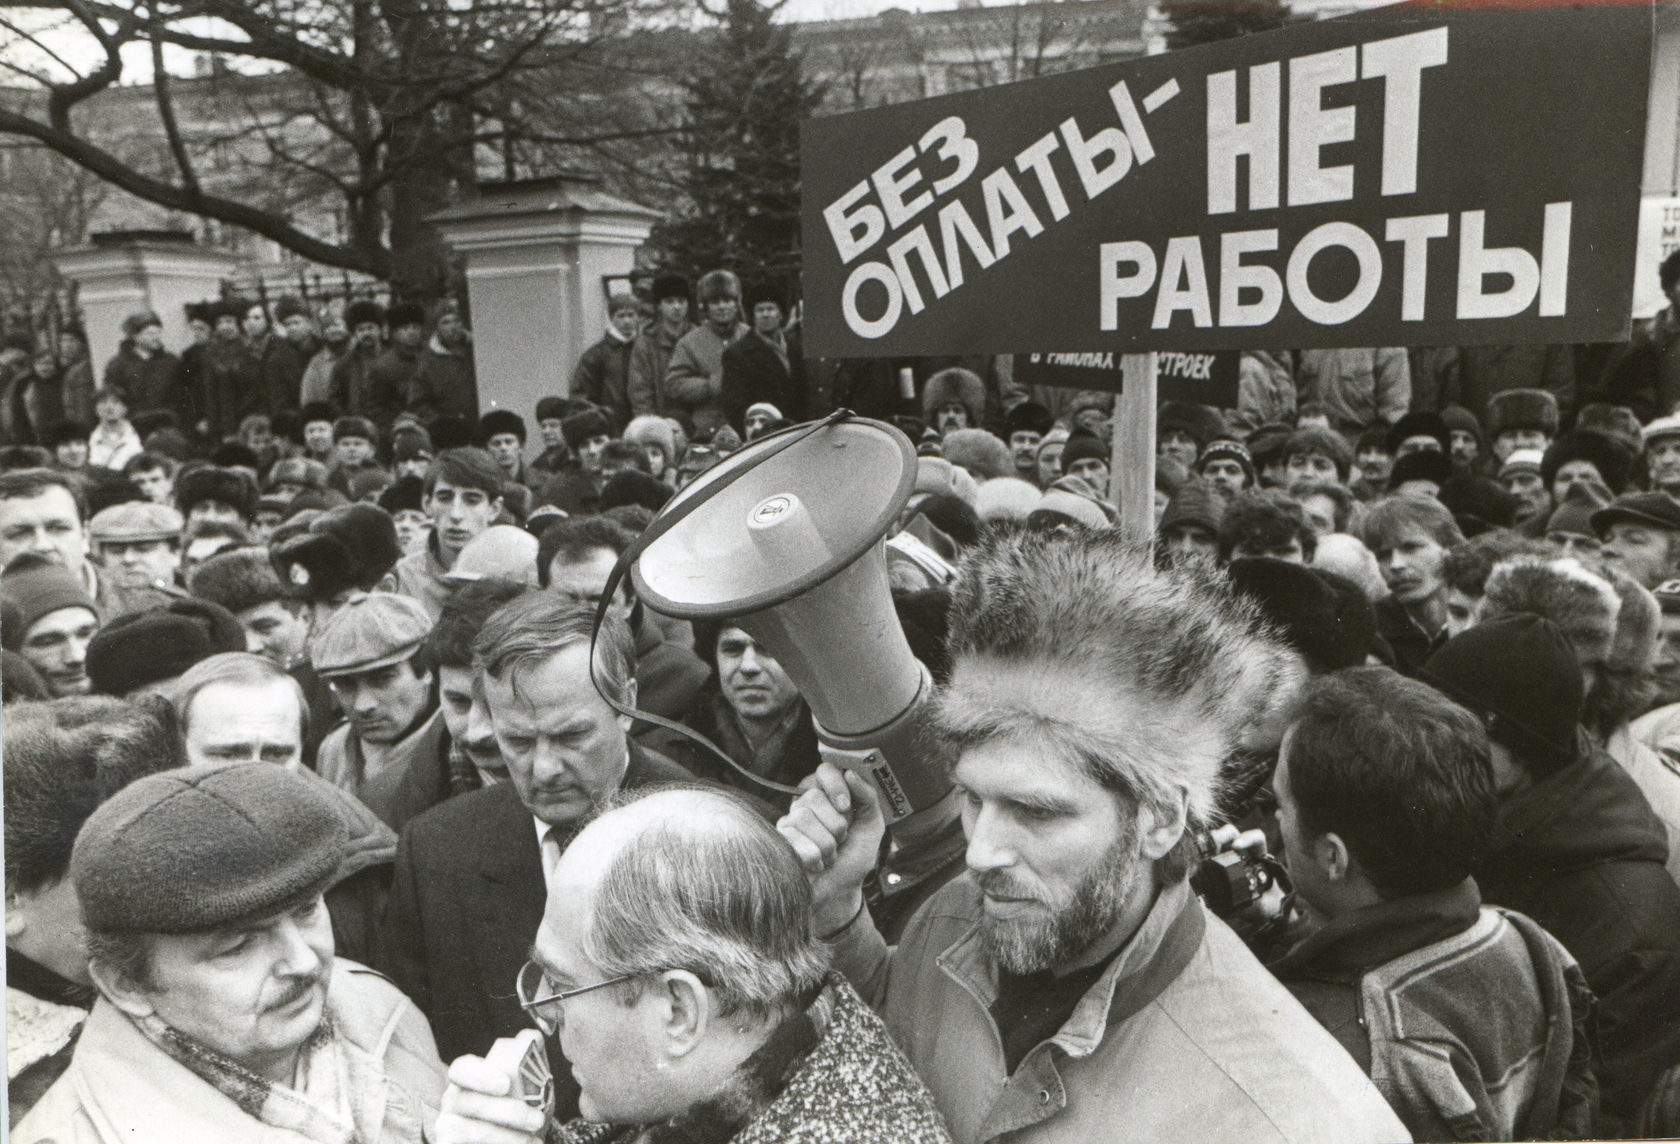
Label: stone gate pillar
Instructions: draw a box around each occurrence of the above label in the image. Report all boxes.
[430,177,659,422]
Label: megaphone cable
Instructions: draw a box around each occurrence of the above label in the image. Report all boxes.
[585,409,859,798]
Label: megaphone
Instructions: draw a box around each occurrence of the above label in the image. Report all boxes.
[633,416,952,820]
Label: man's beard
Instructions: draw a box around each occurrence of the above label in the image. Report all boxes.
[977,826,1143,975]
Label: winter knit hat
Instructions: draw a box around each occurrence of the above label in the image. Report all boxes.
[922,368,986,428]
[1439,405,1484,448]
[121,311,163,338]
[189,547,287,614]
[1486,389,1560,439]
[85,598,248,696]
[1387,449,1452,491]
[1498,448,1544,481]
[1477,555,1621,669]
[1421,614,1583,772]
[1030,485,1112,530]
[941,429,1014,481]
[1546,481,1611,538]
[72,763,347,934]
[0,554,99,649]
[1196,439,1256,486]
[1060,431,1109,473]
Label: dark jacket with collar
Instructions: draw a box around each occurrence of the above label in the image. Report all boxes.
[1474,743,1680,1126]
[1268,880,1597,1141]
[721,328,806,433]
[373,743,693,1070]
[571,333,635,433]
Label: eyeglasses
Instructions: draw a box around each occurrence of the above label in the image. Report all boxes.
[515,960,635,1036]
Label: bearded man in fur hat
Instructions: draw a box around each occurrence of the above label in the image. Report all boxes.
[780,527,1407,1143]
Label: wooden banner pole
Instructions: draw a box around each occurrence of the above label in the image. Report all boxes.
[1113,352,1158,543]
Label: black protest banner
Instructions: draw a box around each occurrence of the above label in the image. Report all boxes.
[801,1,1650,359]
[1014,350,1239,405]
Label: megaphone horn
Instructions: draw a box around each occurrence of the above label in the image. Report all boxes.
[633,416,953,819]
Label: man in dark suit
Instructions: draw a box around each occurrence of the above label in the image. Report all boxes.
[375,594,692,1076]
[720,279,806,434]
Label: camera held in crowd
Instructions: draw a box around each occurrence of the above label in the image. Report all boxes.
[1192,830,1289,919]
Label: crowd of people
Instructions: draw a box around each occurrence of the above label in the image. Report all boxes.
[9,254,1680,1142]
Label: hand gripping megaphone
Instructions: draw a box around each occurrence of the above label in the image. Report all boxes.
[630,412,953,820]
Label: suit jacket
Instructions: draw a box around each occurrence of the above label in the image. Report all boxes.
[374,743,693,1069]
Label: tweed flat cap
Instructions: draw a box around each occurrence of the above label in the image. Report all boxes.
[309,591,433,677]
[73,763,346,934]
[90,500,183,544]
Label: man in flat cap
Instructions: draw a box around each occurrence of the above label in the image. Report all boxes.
[88,500,185,615]
[1596,492,1680,590]
[313,592,448,829]
[13,763,446,1144]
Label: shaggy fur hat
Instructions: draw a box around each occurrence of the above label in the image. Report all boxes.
[938,528,1303,830]
[1387,449,1452,491]
[1004,402,1054,439]
[387,301,427,330]
[72,763,346,934]
[269,503,401,602]
[189,548,288,614]
[922,368,986,428]
[1437,475,1517,538]
[1226,559,1374,672]
[273,295,309,324]
[1486,389,1560,439]
[535,396,568,424]
[333,416,377,444]
[624,415,677,467]
[1541,429,1635,495]
[697,269,741,305]
[1158,402,1226,451]
[266,457,328,493]
[377,475,425,516]
[601,471,671,514]
[743,278,786,313]
[175,465,256,521]
[651,273,692,305]
[974,477,1042,523]
[1575,403,1643,457]
[562,409,611,451]
[941,429,1014,482]
[428,415,476,452]
[343,300,385,329]
[1158,481,1224,536]
[1477,555,1621,668]
[1385,411,1451,457]
[479,409,527,445]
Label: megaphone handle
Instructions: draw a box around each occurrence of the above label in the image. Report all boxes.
[585,410,860,800]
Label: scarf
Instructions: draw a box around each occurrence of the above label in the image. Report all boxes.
[135,1007,425,1144]
[556,982,831,1144]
